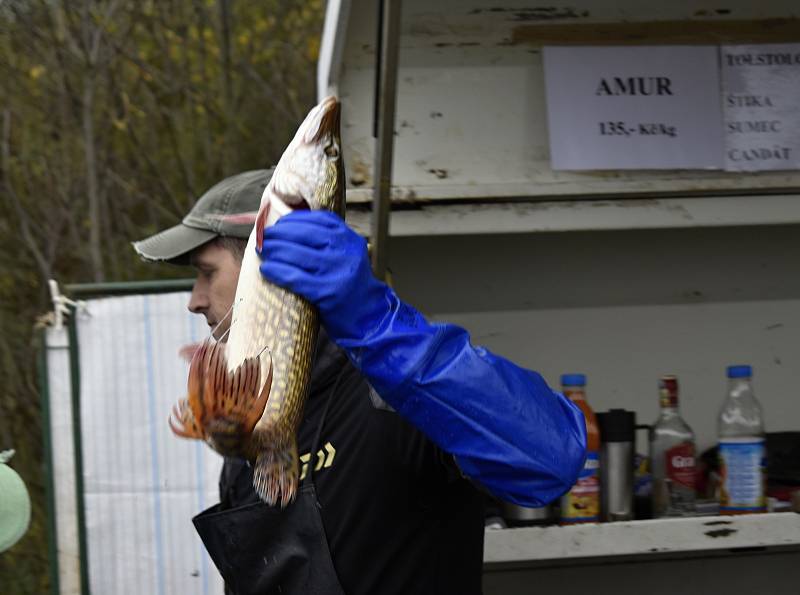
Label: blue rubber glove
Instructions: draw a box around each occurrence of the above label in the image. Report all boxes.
[259,210,587,506]
[257,210,390,343]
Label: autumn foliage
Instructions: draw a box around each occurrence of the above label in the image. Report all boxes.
[0,1,323,591]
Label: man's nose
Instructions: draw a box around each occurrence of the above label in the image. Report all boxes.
[188,282,207,313]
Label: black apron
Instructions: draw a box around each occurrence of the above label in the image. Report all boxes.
[193,384,345,595]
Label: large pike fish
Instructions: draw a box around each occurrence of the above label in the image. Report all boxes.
[169,96,345,506]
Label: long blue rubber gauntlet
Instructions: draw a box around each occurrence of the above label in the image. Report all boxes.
[259,211,587,506]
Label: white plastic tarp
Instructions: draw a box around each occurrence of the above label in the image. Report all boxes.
[46,291,224,595]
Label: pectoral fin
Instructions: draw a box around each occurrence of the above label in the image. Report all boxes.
[209,211,259,226]
[255,201,270,252]
[168,340,273,456]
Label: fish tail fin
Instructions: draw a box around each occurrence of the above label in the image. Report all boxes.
[253,431,300,507]
[168,339,272,455]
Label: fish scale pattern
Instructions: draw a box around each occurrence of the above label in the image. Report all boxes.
[227,230,317,443]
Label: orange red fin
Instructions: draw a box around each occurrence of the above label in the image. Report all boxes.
[209,211,259,225]
[168,339,272,456]
[178,342,202,362]
[254,201,270,252]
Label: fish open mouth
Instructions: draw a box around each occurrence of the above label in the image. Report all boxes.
[269,189,310,218]
[289,198,311,211]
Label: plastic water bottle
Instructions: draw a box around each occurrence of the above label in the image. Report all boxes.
[717,365,766,515]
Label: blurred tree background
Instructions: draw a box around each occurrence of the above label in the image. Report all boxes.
[0,0,323,591]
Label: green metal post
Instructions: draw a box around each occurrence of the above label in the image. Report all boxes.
[67,307,91,595]
[37,329,61,595]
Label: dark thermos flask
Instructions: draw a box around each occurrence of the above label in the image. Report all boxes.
[596,409,636,522]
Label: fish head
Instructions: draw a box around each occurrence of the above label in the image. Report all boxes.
[262,95,345,222]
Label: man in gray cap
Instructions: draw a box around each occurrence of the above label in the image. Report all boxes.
[133,169,270,339]
[133,170,587,595]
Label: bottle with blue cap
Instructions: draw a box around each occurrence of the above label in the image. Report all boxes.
[718,365,766,514]
[559,374,600,524]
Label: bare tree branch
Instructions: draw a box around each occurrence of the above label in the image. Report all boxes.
[0,109,52,283]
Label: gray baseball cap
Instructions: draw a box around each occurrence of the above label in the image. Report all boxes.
[133,169,273,263]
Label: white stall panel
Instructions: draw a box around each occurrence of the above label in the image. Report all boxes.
[47,292,224,595]
[332,0,800,203]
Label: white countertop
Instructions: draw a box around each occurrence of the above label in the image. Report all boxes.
[484,513,800,568]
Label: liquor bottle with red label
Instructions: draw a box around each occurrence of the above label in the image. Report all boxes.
[559,374,601,524]
[649,375,697,517]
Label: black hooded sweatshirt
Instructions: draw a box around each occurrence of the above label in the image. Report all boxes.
[215,334,486,595]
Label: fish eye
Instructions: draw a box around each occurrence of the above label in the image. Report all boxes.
[324,142,339,159]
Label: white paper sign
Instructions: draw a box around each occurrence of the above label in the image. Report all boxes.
[722,44,800,171]
[543,46,723,170]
